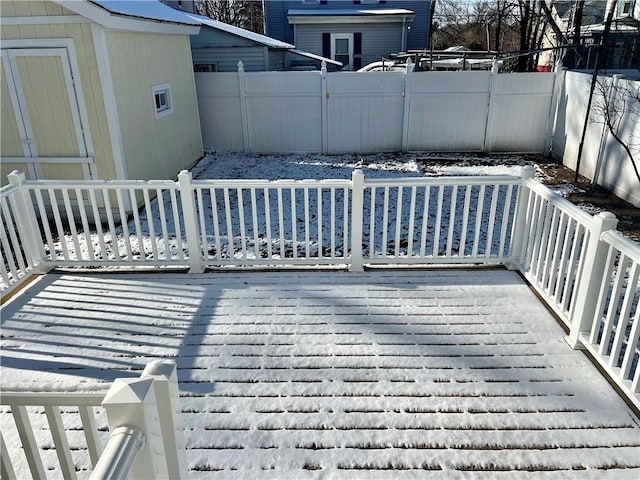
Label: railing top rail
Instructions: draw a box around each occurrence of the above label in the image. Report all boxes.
[0,183,19,198]
[364,174,522,188]
[191,178,352,188]
[0,392,105,406]
[525,178,595,228]
[22,179,178,190]
[601,230,640,263]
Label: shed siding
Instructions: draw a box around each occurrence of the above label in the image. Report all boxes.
[0,3,117,182]
[106,31,202,180]
[295,23,403,67]
[192,46,267,72]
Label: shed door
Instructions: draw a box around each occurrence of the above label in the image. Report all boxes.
[0,48,94,181]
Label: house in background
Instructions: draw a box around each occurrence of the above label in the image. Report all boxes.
[0,0,203,184]
[264,0,431,70]
[189,13,342,72]
[161,0,197,14]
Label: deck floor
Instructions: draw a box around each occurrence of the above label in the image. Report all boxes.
[1,269,639,479]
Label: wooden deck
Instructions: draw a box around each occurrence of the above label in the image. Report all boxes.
[1,269,639,479]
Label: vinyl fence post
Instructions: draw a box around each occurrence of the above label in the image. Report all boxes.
[350,169,365,272]
[142,361,187,479]
[545,64,566,155]
[321,61,329,154]
[565,211,618,349]
[237,61,250,153]
[401,58,412,153]
[177,170,204,273]
[7,170,46,272]
[482,60,500,153]
[98,377,169,480]
[507,165,535,270]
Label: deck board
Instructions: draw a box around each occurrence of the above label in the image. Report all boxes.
[1,269,639,479]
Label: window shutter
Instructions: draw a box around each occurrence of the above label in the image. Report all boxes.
[380,0,387,4]
[354,1,361,4]
[322,32,330,58]
[354,32,362,70]
[320,0,327,4]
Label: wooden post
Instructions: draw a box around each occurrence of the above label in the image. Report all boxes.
[177,170,204,273]
[507,165,536,270]
[566,211,618,349]
[100,377,169,480]
[350,169,365,272]
[6,170,47,272]
[142,361,187,479]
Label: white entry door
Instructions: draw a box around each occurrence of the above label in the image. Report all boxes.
[1,47,95,181]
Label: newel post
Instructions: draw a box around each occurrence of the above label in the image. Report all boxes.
[98,377,169,480]
[350,169,365,272]
[7,170,46,272]
[142,361,187,479]
[177,170,205,273]
[566,211,618,349]
[507,165,535,270]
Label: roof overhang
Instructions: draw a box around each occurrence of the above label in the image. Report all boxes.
[288,8,415,25]
[54,0,201,34]
[288,48,343,67]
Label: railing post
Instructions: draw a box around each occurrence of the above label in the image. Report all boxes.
[98,377,169,480]
[350,169,365,272]
[566,211,618,349]
[142,361,187,479]
[7,170,46,272]
[177,170,205,273]
[507,165,535,270]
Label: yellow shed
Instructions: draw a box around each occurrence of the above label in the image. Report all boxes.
[0,0,203,184]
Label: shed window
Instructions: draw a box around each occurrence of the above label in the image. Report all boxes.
[152,83,173,119]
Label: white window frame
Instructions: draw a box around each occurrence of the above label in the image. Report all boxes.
[152,82,173,119]
[330,33,353,70]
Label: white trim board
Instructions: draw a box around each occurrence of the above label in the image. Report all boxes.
[0,15,88,26]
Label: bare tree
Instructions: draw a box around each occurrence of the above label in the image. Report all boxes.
[591,77,640,183]
[196,0,264,34]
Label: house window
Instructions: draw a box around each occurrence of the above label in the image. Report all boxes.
[152,83,173,119]
[620,0,633,15]
[331,33,353,70]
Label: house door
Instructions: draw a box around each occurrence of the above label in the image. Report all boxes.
[0,48,95,181]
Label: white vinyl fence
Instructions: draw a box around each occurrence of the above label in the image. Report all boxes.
[196,62,559,155]
[551,70,640,206]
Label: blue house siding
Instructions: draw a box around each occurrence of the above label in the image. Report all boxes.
[265,0,430,51]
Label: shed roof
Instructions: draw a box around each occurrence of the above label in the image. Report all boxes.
[89,0,200,25]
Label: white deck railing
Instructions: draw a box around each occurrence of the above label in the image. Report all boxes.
[0,361,185,480]
[1,167,638,408]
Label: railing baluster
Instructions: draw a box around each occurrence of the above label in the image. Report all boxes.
[34,189,56,260]
[115,189,133,260]
[433,186,444,257]
[223,188,234,257]
[277,187,285,258]
[45,405,77,480]
[0,432,17,480]
[156,188,171,260]
[589,245,617,346]
[142,189,158,261]
[251,188,260,259]
[317,187,323,258]
[484,185,499,258]
[196,189,208,261]
[210,188,222,260]
[332,187,338,259]
[554,218,575,305]
[547,212,568,299]
[368,186,376,258]
[420,185,431,257]
[342,187,349,260]
[394,186,403,257]
[79,405,103,467]
[541,207,561,289]
[561,224,586,314]
[88,189,107,261]
[459,185,471,257]
[237,188,247,259]
[169,188,185,260]
[472,185,485,258]
[407,186,417,256]
[61,189,82,261]
[264,188,273,259]
[75,189,95,262]
[12,406,47,479]
[498,183,514,258]
[102,190,119,260]
[304,187,310,258]
[381,187,390,256]
[129,189,145,260]
[608,257,636,366]
[0,215,19,285]
[49,188,71,261]
[446,185,457,257]
[290,188,297,259]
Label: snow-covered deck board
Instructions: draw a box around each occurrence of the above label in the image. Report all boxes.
[1,269,639,479]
